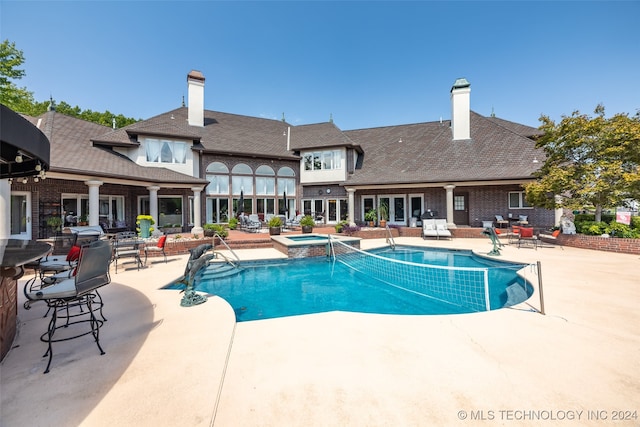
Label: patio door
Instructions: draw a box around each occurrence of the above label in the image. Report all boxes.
[453,192,469,225]
[10,191,31,239]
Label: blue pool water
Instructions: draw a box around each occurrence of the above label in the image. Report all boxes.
[173,246,532,322]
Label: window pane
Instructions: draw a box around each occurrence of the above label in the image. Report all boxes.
[232,163,252,174]
[313,152,321,170]
[206,162,229,173]
[509,192,520,208]
[256,165,275,175]
[161,142,173,163]
[278,166,295,177]
[304,154,312,171]
[333,150,342,168]
[323,151,333,170]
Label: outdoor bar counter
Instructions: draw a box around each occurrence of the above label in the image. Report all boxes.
[0,239,51,361]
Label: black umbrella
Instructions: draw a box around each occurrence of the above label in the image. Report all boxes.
[238,190,244,216]
[282,191,287,219]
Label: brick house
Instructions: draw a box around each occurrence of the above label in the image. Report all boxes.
[5,72,553,240]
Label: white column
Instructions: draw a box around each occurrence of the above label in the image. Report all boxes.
[346,187,356,226]
[555,195,563,227]
[191,186,204,235]
[148,186,160,226]
[0,179,11,238]
[85,180,103,226]
[444,184,456,228]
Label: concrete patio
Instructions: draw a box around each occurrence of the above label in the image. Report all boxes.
[1,236,639,426]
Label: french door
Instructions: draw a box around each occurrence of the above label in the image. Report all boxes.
[10,191,31,239]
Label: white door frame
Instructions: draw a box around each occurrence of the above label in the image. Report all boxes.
[10,191,32,240]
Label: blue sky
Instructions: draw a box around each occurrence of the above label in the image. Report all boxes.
[2,1,638,130]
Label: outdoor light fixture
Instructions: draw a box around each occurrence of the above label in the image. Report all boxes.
[35,162,42,171]
[15,153,23,163]
[532,157,539,164]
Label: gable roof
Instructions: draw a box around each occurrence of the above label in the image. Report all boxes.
[94,107,299,160]
[343,111,543,185]
[33,110,207,186]
[289,122,361,151]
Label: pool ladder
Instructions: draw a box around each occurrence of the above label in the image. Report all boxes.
[385,225,396,249]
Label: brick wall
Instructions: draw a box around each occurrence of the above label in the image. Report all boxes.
[554,234,640,255]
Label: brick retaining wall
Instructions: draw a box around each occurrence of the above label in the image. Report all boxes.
[553,234,640,255]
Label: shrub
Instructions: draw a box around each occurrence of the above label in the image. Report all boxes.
[335,220,349,233]
[204,223,228,239]
[605,221,639,238]
[228,217,238,230]
[300,215,315,227]
[342,225,361,235]
[268,216,282,227]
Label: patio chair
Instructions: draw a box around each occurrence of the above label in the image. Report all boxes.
[538,229,564,250]
[517,226,538,249]
[111,231,143,272]
[495,215,509,228]
[508,225,521,245]
[422,219,438,239]
[239,214,261,232]
[25,240,112,373]
[144,234,168,264]
[435,219,453,240]
[287,213,303,228]
[517,215,529,225]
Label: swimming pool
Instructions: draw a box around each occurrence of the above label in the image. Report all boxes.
[176,246,533,321]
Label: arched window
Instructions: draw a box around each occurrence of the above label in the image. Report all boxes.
[232,163,253,195]
[277,166,296,196]
[206,162,229,195]
[256,165,275,195]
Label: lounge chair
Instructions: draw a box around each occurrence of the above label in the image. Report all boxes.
[538,229,564,250]
[239,214,261,232]
[287,214,303,228]
[422,218,438,239]
[518,215,529,225]
[434,219,452,240]
[495,215,509,228]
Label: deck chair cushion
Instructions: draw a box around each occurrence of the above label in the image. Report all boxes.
[28,278,77,300]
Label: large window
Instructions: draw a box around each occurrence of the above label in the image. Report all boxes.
[146,139,188,164]
[158,197,183,227]
[509,191,531,209]
[303,150,342,171]
[206,162,230,195]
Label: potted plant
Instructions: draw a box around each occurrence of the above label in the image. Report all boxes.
[136,214,155,238]
[300,215,315,233]
[268,215,282,235]
[47,216,62,232]
[77,214,88,226]
[364,209,377,227]
[378,201,389,228]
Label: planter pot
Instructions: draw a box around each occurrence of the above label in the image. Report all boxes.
[379,220,387,228]
[204,230,215,237]
[301,226,313,234]
[139,219,151,238]
[269,226,281,236]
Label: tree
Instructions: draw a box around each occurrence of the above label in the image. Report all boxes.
[0,39,35,112]
[525,105,640,222]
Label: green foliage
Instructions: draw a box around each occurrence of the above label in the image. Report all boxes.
[204,223,228,238]
[299,215,315,227]
[0,39,34,111]
[268,216,282,227]
[378,201,389,220]
[605,221,639,238]
[364,209,377,222]
[575,218,639,238]
[335,220,349,233]
[228,217,238,230]
[525,105,640,221]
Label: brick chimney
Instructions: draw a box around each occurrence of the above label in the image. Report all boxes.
[187,70,205,127]
[450,78,470,140]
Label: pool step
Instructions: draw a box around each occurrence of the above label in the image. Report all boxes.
[199,262,242,280]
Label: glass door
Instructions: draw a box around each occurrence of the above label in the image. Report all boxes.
[10,191,31,239]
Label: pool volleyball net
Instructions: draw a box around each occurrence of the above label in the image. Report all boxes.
[329,238,491,312]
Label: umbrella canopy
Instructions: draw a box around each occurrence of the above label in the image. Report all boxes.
[281,191,287,219]
[237,190,244,216]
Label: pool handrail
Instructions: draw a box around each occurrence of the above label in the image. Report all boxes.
[385,225,396,249]
[213,233,241,266]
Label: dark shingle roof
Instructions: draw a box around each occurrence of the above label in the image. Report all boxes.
[35,111,207,185]
[343,111,543,185]
[289,122,360,151]
[93,107,298,159]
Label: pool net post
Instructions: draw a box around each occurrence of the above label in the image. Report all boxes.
[537,261,545,315]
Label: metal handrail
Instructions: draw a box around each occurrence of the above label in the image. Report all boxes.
[385,225,396,249]
[213,233,240,265]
